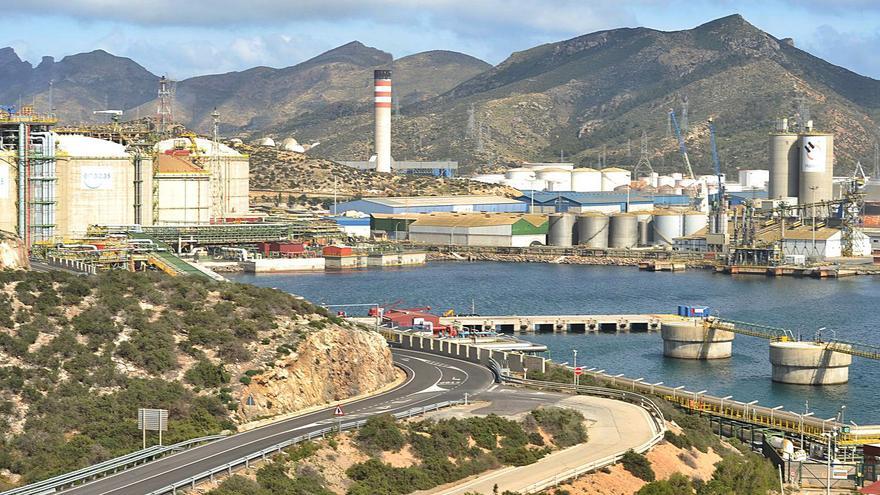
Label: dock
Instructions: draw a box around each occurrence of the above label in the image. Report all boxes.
[639,261,686,272]
[439,314,678,334]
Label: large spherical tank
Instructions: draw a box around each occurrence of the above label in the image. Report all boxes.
[652,210,684,246]
[576,212,609,248]
[609,212,637,248]
[657,175,675,188]
[683,211,708,236]
[281,137,305,152]
[0,150,17,234]
[601,167,631,192]
[768,133,800,199]
[256,137,276,147]
[548,213,575,247]
[570,168,602,192]
[798,133,834,213]
[536,168,572,192]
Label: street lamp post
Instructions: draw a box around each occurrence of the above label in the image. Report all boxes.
[810,185,818,258]
[572,349,578,386]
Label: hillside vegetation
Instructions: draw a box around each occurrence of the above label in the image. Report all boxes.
[0,269,393,486]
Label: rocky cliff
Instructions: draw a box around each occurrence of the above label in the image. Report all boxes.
[0,231,27,270]
[238,327,396,421]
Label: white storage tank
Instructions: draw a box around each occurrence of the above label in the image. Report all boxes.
[683,211,708,236]
[472,174,505,184]
[55,134,145,238]
[536,168,572,192]
[570,168,602,192]
[601,167,631,192]
[576,212,609,248]
[281,137,305,153]
[657,175,676,188]
[256,137,276,147]
[524,162,575,172]
[652,210,684,246]
[609,212,637,248]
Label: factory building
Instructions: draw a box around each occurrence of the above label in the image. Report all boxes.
[336,195,527,215]
[516,191,692,214]
[407,213,548,247]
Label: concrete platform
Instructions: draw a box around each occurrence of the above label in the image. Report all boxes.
[769,341,852,385]
[438,314,674,334]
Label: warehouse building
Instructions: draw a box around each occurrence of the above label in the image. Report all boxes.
[674,224,871,260]
[370,213,421,240]
[336,195,527,215]
[406,213,548,247]
[516,191,692,214]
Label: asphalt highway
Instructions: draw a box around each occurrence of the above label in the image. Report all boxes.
[59,348,495,495]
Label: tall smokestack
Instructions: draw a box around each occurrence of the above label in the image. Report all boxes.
[374,69,392,173]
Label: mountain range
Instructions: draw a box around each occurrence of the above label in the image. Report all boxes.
[2,14,879,176]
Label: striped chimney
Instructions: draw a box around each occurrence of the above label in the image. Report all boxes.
[374,69,392,173]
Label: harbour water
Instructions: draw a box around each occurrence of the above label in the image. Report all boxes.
[229,262,879,424]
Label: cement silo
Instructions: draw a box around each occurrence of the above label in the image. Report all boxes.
[548,213,575,247]
[652,210,684,246]
[576,212,609,248]
[798,132,834,213]
[55,134,145,238]
[768,132,800,199]
[609,212,637,248]
[601,167,631,192]
[570,168,602,192]
[537,168,572,192]
[0,150,16,234]
[683,211,708,236]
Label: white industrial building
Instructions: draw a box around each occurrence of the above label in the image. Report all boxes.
[779,228,871,259]
[408,213,549,247]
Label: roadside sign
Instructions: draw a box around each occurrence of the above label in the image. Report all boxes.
[138,408,168,431]
[574,367,583,376]
[334,406,345,417]
[832,467,849,480]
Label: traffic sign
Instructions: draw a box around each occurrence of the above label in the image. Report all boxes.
[334,406,345,416]
[574,367,584,376]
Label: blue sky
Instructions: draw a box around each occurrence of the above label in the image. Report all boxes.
[4,0,880,80]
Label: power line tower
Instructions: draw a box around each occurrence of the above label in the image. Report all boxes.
[157,76,174,136]
[633,131,654,181]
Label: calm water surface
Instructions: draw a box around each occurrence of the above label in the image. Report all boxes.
[229,262,879,424]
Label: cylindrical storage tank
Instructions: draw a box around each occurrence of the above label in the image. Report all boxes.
[601,167,631,192]
[609,212,637,248]
[638,220,649,246]
[661,320,734,359]
[657,175,675,188]
[570,168,602,192]
[635,212,652,245]
[769,341,851,385]
[536,168,572,192]
[281,137,305,152]
[576,212,608,248]
[548,213,575,247]
[652,210,683,246]
[683,211,708,236]
[798,133,834,215]
[0,151,17,234]
[472,174,505,184]
[768,133,800,199]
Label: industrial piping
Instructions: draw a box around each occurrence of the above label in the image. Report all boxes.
[374,69,392,173]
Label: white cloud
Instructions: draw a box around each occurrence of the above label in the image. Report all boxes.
[803,24,880,79]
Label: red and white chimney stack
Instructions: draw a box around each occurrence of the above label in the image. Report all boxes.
[374,69,392,173]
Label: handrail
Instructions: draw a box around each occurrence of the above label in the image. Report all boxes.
[144,400,466,495]
[1,435,224,495]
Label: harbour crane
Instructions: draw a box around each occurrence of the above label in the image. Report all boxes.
[668,109,696,180]
[708,118,727,235]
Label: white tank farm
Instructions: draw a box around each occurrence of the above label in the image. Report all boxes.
[523,162,574,172]
[548,213,575,247]
[601,167,631,192]
[609,212,637,248]
[0,150,16,234]
[652,210,683,246]
[768,133,800,199]
[536,168,572,192]
[576,212,609,248]
[155,137,250,219]
[472,174,505,185]
[570,168,602,192]
[55,134,143,238]
[683,211,708,236]
[280,137,305,153]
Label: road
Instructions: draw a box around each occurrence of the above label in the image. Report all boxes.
[419,386,661,495]
[59,349,495,495]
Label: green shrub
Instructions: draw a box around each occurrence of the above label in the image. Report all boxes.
[697,452,777,495]
[621,450,655,482]
[530,407,587,447]
[637,472,694,495]
[208,475,270,495]
[357,414,406,452]
[238,375,251,385]
[664,431,693,450]
[184,361,230,388]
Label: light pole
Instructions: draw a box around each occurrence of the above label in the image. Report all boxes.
[837,405,846,424]
[720,395,733,415]
[810,185,818,258]
[572,349,578,386]
[801,411,815,447]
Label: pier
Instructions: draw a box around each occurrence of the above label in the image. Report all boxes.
[439,313,674,334]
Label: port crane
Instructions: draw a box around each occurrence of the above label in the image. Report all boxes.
[707,118,727,235]
[668,109,696,180]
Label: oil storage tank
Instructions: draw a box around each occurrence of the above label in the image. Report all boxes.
[609,212,637,248]
[683,211,708,236]
[576,212,608,248]
[601,167,631,192]
[652,210,683,246]
[570,168,602,192]
[548,213,575,247]
[798,132,834,214]
[537,168,572,192]
[769,132,800,199]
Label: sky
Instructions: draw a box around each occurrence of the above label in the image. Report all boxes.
[4,0,880,80]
